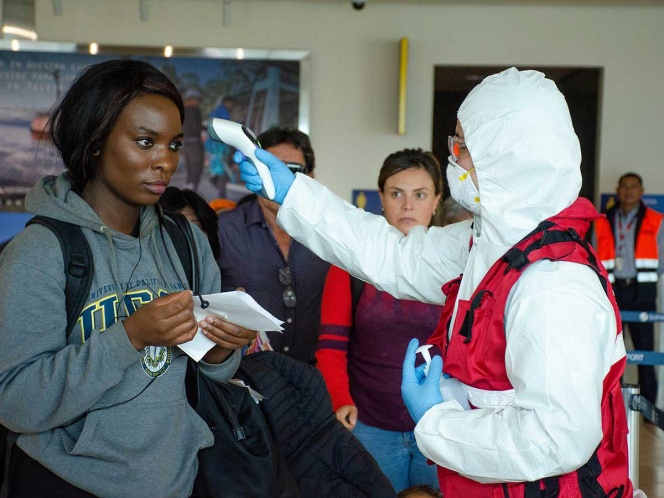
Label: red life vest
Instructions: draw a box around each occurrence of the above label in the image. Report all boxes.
[427,198,632,498]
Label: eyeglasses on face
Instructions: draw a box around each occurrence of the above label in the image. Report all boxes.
[448,135,466,162]
[279,266,297,308]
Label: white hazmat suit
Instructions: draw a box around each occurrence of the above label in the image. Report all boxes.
[276,68,629,488]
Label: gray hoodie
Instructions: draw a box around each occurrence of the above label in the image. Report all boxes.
[0,173,240,497]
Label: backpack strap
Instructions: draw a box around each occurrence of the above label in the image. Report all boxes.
[349,275,365,318]
[162,211,198,293]
[4,218,93,492]
[459,220,607,346]
[26,216,94,336]
[161,211,209,408]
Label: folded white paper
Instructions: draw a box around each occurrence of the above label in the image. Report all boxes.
[180,291,284,362]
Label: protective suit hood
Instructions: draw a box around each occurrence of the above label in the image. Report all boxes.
[457,67,582,292]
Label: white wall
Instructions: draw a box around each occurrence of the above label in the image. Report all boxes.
[34,0,664,201]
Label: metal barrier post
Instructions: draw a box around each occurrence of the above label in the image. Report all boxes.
[622,384,640,489]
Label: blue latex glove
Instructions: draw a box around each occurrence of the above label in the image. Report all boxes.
[233,148,295,204]
[401,338,444,424]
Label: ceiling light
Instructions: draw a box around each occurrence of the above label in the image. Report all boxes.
[2,25,38,40]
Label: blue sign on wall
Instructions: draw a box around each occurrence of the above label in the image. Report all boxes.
[599,194,664,214]
[352,189,382,215]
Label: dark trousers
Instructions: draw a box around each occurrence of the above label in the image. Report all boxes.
[7,445,96,498]
[614,282,658,404]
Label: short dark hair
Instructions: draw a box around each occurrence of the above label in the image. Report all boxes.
[618,172,643,187]
[396,484,443,498]
[377,148,443,195]
[159,187,221,260]
[50,59,184,194]
[441,197,472,226]
[256,128,315,173]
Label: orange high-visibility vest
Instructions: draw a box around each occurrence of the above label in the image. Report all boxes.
[595,204,663,285]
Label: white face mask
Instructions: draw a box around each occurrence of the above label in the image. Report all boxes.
[447,157,481,214]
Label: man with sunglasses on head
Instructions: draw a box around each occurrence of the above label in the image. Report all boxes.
[216,128,330,365]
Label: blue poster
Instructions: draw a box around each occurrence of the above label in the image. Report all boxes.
[352,189,381,214]
[599,194,664,215]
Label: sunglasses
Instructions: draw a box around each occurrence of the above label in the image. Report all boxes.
[279,266,297,308]
[285,162,309,175]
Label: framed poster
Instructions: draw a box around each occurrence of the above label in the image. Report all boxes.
[0,40,309,243]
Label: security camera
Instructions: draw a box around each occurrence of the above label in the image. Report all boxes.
[352,0,366,10]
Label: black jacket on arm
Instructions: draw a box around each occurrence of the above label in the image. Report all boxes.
[236,351,397,498]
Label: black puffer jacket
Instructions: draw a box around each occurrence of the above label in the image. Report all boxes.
[236,351,396,498]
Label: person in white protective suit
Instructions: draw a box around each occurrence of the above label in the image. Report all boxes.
[233,68,635,497]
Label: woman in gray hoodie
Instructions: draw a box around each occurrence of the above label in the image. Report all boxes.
[0,59,256,498]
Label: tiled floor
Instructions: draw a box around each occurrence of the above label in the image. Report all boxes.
[638,418,664,497]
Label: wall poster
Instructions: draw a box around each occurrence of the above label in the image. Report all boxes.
[600,193,664,215]
[0,40,309,244]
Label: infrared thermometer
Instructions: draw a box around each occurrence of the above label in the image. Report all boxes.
[207,118,276,200]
